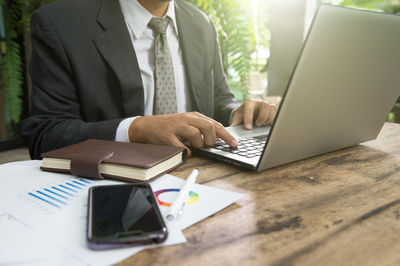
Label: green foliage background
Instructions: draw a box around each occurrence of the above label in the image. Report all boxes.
[186,0,257,102]
[323,0,400,13]
[0,0,54,124]
[1,0,23,124]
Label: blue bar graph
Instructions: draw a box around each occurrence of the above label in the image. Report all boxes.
[37,191,67,205]
[26,178,92,209]
[45,188,68,200]
[66,182,82,190]
[28,193,60,208]
[60,184,77,193]
[73,180,87,187]
[52,186,73,196]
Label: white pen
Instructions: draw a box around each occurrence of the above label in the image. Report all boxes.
[166,169,199,220]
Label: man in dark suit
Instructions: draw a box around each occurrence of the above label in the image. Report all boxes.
[21,0,277,159]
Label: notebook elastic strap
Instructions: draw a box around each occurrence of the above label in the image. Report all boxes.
[70,150,114,179]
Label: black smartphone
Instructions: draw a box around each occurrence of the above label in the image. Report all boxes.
[87,183,168,250]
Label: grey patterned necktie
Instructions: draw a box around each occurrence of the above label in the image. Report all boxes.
[148,17,177,115]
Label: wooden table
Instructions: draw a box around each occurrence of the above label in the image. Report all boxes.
[120,122,400,266]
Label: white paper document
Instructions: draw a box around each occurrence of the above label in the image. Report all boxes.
[0,160,243,265]
[0,161,185,266]
[150,174,243,230]
[0,209,79,266]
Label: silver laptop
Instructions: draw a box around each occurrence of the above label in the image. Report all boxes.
[192,5,400,171]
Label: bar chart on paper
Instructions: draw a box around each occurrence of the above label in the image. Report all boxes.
[20,177,93,213]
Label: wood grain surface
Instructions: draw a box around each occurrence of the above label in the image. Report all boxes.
[119,122,400,266]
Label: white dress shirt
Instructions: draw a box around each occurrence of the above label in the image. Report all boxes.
[115,0,191,142]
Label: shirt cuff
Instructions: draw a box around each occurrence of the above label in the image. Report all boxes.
[115,117,140,142]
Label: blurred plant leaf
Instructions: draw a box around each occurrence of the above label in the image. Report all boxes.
[187,0,256,102]
[1,0,55,123]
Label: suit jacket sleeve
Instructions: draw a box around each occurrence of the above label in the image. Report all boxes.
[210,22,240,126]
[21,10,122,159]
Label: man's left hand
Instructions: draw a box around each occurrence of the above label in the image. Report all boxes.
[230,99,278,130]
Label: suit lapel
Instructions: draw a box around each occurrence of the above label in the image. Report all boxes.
[93,0,144,116]
[175,1,206,113]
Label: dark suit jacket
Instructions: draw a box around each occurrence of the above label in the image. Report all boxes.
[21,0,240,159]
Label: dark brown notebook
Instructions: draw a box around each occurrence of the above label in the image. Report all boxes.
[41,139,187,182]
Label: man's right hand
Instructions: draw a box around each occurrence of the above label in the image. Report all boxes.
[128,112,238,155]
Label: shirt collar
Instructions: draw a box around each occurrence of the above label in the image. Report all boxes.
[119,0,178,39]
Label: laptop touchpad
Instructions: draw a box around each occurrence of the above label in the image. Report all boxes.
[225,125,270,139]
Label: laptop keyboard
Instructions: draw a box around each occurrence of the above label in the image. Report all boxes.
[210,136,267,158]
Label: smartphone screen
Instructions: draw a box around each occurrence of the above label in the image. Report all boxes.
[87,183,167,249]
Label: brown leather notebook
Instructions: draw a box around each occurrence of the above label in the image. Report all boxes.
[40,139,187,182]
